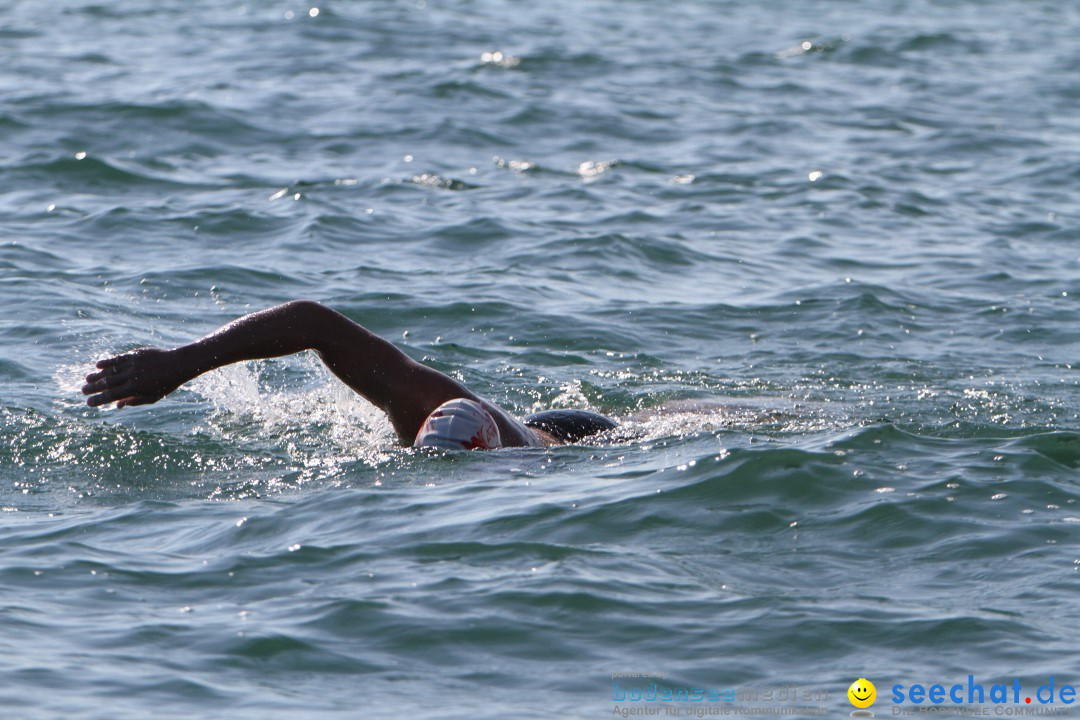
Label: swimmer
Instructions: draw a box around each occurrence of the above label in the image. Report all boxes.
[82,300,617,450]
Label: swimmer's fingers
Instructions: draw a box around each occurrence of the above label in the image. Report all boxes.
[85,381,135,408]
[84,354,132,384]
[96,354,131,370]
[85,390,118,408]
[89,354,131,376]
[86,388,154,409]
[86,392,150,409]
[81,376,112,394]
[83,365,141,407]
[81,368,130,396]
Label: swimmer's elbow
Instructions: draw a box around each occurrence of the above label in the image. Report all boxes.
[265,300,352,352]
[280,299,332,319]
[280,300,376,355]
[286,298,339,328]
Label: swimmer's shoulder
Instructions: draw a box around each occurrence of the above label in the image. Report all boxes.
[530,428,562,446]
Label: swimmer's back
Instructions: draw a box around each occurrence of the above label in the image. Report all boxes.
[523,409,617,444]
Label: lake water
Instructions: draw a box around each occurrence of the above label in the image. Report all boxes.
[1,1,1078,718]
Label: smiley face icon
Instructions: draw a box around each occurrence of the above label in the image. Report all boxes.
[848,678,876,709]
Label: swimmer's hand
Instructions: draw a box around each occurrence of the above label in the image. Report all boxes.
[82,348,188,408]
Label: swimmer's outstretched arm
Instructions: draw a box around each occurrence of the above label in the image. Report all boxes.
[82,300,521,445]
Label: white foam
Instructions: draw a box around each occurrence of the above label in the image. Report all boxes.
[190,353,398,471]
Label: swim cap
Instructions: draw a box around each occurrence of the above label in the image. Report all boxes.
[413,398,502,451]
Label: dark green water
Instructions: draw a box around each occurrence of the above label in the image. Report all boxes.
[1,1,1077,718]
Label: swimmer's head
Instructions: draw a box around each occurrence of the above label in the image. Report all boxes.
[413,398,502,451]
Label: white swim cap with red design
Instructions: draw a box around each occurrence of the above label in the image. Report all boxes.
[413,398,502,450]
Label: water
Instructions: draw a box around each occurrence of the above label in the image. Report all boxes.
[1,1,1078,718]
